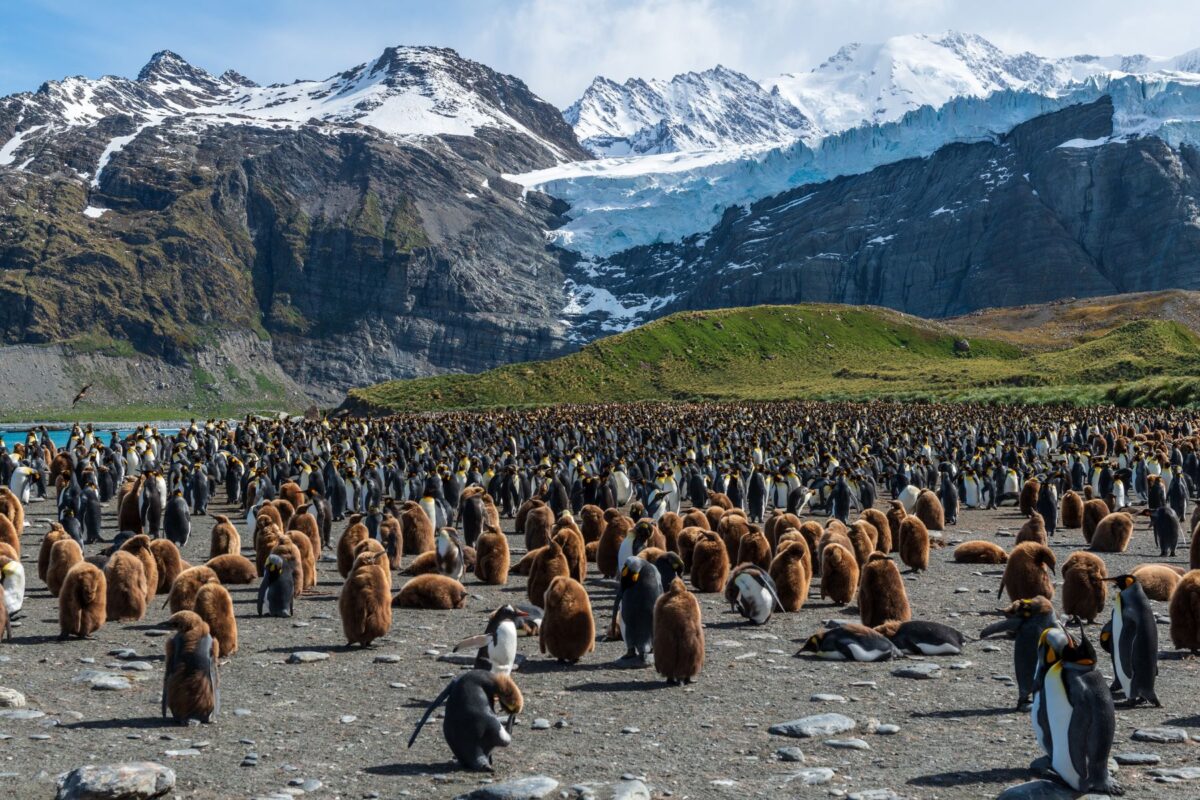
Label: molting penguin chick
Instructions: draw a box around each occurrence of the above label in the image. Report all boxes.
[162,610,219,724]
[654,576,704,685]
[407,670,523,772]
[797,623,899,661]
[435,527,467,581]
[539,576,595,664]
[724,563,784,625]
[257,554,295,617]
[1,556,25,618]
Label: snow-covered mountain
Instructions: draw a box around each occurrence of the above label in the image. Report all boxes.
[564,66,813,156]
[0,45,587,178]
[566,31,1200,155]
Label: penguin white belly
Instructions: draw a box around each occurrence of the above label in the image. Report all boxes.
[915,641,961,656]
[1113,482,1126,508]
[963,480,980,508]
[1112,602,1131,696]
[1003,474,1020,496]
[419,498,437,526]
[899,485,920,513]
[614,474,631,505]
[740,584,773,624]
[2,564,24,614]
[489,622,518,675]
[845,642,888,662]
[616,541,634,574]
[1045,666,1082,790]
[1031,691,1047,755]
[817,648,848,661]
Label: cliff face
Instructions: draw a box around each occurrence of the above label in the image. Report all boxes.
[562,97,1200,338]
[0,48,585,407]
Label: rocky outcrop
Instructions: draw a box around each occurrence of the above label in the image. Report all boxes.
[569,96,1200,335]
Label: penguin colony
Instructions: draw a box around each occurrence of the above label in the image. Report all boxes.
[3,406,1200,794]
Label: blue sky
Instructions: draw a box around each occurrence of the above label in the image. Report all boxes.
[1,0,1197,106]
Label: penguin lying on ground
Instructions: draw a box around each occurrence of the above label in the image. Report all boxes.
[876,620,965,655]
[797,623,900,662]
[407,669,523,771]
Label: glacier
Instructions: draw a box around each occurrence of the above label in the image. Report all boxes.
[510,74,1200,260]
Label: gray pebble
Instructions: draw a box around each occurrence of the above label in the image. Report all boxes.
[891,662,941,679]
[1114,752,1161,765]
[824,738,870,750]
[531,718,551,730]
[1133,727,1189,743]
[776,746,805,762]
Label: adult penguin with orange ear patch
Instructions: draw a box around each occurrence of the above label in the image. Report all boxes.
[615,556,663,659]
[162,610,219,724]
[340,550,392,647]
[104,549,148,622]
[539,576,595,663]
[654,571,704,684]
[194,582,237,657]
[473,526,510,586]
[1107,573,1160,707]
[257,554,294,617]
[58,562,106,639]
[858,553,911,627]
[407,670,523,772]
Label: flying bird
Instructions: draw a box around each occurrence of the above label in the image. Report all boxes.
[71,383,93,407]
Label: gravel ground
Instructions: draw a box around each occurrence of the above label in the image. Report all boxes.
[1,496,1198,800]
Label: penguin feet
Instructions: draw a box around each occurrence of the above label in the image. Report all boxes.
[1027,755,1054,777]
[619,650,638,660]
[1088,777,1124,796]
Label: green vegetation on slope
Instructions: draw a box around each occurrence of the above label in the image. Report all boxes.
[347,304,1200,413]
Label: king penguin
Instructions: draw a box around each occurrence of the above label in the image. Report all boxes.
[1107,574,1161,707]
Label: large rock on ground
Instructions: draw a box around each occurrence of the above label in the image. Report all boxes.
[55,762,176,799]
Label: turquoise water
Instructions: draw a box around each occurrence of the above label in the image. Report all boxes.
[1,428,179,449]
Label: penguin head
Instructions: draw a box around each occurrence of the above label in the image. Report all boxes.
[491,674,524,715]
[653,552,685,586]
[1106,574,1138,592]
[799,630,825,653]
[266,553,285,575]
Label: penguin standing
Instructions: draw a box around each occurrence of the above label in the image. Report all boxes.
[162,610,219,724]
[257,553,295,617]
[1107,574,1161,707]
[454,605,530,675]
[980,597,1060,710]
[163,489,190,546]
[407,670,523,771]
[435,528,467,581]
[614,557,662,662]
[1031,628,1122,795]
[1036,481,1058,537]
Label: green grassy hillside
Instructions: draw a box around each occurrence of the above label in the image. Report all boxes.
[346,303,1200,413]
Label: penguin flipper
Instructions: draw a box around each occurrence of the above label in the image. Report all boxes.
[454,634,491,653]
[407,680,454,748]
[755,570,786,613]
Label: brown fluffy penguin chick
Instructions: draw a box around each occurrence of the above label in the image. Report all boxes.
[119,535,160,601]
[117,480,142,534]
[554,525,587,584]
[776,532,813,577]
[886,501,906,549]
[473,527,510,585]
[166,566,220,613]
[162,611,219,724]
[279,481,303,512]
[512,547,544,577]
[104,550,148,621]
[820,542,859,605]
[393,574,468,609]
[690,530,730,593]
[798,521,825,568]
[527,538,570,607]
[403,550,440,576]
[1060,491,1084,529]
[1190,523,1200,570]
[352,539,391,585]
[913,489,945,531]
[272,540,305,598]
[719,513,751,564]
[514,498,544,540]
[0,543,15,563]
[654,577,704,684]
[524,505,555,551]
[764,512,801,550]
[999,542,1056,602]
[1019,478,1040,517]
[597,515,632,578]
[0,487,25,538]
[58,562,106,638]
[205,554,257,584]
[256,503,283,532]
[400,501,434,555]
[1133,563,1184,601]
[290,512,322,564]
[255,521,283,576]
[657,512,684,552]
[209,515,241,559]
[682,507,710,531]
[677,527,703,572]
[707,490,733,510]
[337,521,369,577]
[193,582,237,657]
[46,538,83,597]
[769,539,811,612]
[1061,551,1107,623]
[287,532,317,591]
[1082,499,1110,544]
[898,515,930,573]
[736,527,772,571]
[1016,512,1048,545]
[539,576,595,663]
[1169,570,1200,652]
[861,508,893,554]
[858,553,911,627]
[579,505,605,544]
[0,515,17,558]
[954,540,1008,564]
[271,498,296,532]
[377,516,402,566]
[148,539,182,594]
[340,551,392,647]
[704,504,726,532]
[637,546,668,565]
[1090,512,1134,553]
[38,527,69,583]
[845,521,877,566]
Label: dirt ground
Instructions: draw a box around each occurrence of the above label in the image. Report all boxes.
[1,495,1197,800]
